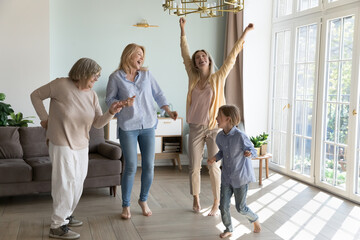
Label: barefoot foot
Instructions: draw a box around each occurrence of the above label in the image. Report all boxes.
[193,195,201,213]
[121,207,131,219]
[208,201,219,216]
[253,220,261,233]
[138,200,152,216]
[219,232,232,238]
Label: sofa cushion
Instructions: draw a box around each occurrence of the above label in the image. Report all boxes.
[24,156,51,181]
[19,127,48,158]
[88,153,121,177]
[0,127,23,159]
[89,127,105,153]
[97,142,122,160]
[0,159,32,183]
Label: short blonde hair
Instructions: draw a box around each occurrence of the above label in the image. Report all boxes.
[219,105,241,127]
[68,58,101,82]
[116,43,147,73]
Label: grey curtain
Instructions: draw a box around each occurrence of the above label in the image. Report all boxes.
[224,11,245,130]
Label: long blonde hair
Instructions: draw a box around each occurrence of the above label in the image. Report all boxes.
[189,49,216,91]
[116,43,147,73]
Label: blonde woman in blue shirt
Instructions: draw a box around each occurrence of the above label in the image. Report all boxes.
[106,43,177,219]
[208,105,261,238]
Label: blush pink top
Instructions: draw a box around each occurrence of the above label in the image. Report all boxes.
[187,83,213,125]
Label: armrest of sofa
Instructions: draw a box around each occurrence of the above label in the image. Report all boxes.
[97,142,122,160]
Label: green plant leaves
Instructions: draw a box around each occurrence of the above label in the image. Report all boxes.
[0,92,33,127]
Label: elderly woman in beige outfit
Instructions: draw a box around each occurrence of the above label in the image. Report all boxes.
[31,58,133,240]
[179,17,254,216]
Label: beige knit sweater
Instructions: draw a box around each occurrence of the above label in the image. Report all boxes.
[181,36,245,129]
[31,78,114,150]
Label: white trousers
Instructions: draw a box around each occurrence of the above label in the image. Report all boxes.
[49,142,88,229]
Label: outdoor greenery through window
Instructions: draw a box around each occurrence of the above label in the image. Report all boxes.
[322,15,354,188]
[293,23,317,176]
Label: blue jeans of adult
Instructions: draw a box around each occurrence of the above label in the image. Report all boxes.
[219,183,258,233]
[119,127,155,207]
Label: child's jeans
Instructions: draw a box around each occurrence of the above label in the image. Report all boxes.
[219,183,258,233]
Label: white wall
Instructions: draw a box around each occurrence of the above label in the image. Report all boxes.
[50,0,226,126]
[0,0,49,125]
[243,0,273,137]
[0,0,273,166]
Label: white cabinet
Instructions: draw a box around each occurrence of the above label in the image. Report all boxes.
[105,117,183,170]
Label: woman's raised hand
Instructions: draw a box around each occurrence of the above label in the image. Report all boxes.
[245,23,254,32]
[179,17,186,36]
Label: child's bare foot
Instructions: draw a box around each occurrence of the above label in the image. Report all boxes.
[138,200,152,216]
[219,232,232,238]
[208,200,219,216]
[193,195,201,213]
[121,207,131,219]
[253,220,261,233]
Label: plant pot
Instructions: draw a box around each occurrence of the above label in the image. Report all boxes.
[260,144,267,156]
[255,147,261,157]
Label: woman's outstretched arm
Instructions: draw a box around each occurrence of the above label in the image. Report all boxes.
[179,17,194,77]
[216,23,255,81]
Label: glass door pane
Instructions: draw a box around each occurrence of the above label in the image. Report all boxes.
[298,0,319,12]
[271,30,291,167]
[321,15,355,189]
[293,23,318,176]
[276,0,293,18]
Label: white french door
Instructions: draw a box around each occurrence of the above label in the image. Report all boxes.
[270,29,292,169]
[316,9,360,201]
[292,22,319,179]
[270,1,360,202]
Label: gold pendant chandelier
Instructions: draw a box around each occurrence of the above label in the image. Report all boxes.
[162,0,244,18]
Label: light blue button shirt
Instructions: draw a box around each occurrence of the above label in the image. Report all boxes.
[106,70,169,133]
[215,126,257,188]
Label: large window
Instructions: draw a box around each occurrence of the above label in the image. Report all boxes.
[271,30,291,168]
[271,0,360,202]
[292,23,318,176]
[321,15,355,189]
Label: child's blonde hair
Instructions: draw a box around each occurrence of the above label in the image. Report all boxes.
[219,104,241,127]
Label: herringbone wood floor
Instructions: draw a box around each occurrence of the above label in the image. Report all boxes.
[1,165,360,240]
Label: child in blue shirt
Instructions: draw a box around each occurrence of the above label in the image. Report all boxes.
[208,105,261,238]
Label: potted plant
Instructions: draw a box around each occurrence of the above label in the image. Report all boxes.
[250,136,262,156]
[0,93,34,127]
[259,132,269,155]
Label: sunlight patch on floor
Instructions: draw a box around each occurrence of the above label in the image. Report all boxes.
[267,197,287,211]
[275,221,301,239]
[304,216,326,234]
[229,224,252,239]
[290,209,312,225]
[332,229,353,240]
[256,207,274,222]
[341,216,360,234]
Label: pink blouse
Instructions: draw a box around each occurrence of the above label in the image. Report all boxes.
[187,83,213,125]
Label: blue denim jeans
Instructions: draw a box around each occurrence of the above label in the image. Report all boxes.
[219,184,258,233]
[119,127,155,207]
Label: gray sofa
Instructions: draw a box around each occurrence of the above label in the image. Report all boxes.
[0,126,123,197]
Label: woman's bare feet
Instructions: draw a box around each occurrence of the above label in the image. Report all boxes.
[121,207,131,219]
[138,200,152,216]
[219,232,232,238]
[193,195,201,213]
[208,199,219,216]
[253,220,261,233]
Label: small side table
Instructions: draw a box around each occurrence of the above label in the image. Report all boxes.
[252,153,272,185]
